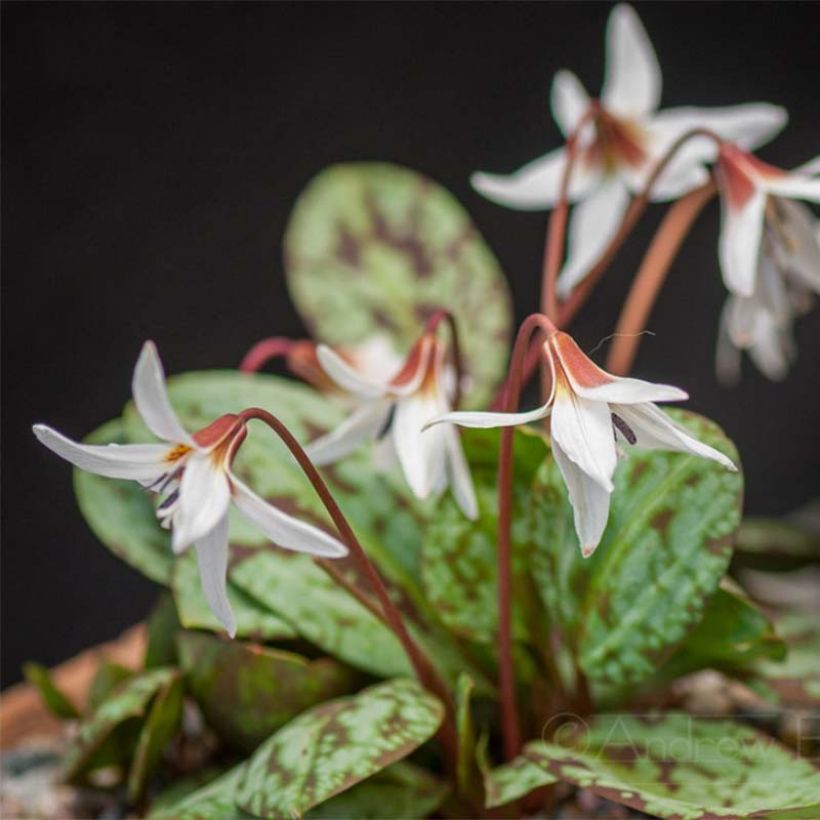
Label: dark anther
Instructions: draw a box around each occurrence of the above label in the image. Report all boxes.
[611,412,637,445]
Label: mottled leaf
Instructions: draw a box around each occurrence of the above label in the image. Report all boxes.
[236,678,444,818]
[23,662,80,720]
[127,673,185,802]
[149,764,251,820]
[422,428,548,643]
[530,409,743,691]
[173,548,295,641]
[73,418,172,584]
[284,162,513,406]
[483,755,557,810]
[63,668,179,781]
[306,762,448,819]
[177,631,356,753]
[524,713,820,818]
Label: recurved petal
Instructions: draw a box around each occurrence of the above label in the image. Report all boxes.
[612,402,737,471]
[194,514,236,637]
[132,341,194,446]
[424,405,550,431]
[764,173,820,203]
[33,424,171,481]
[549,381,617,492]
[444,427,479,520]
[718,187,766,297]
[471,147,595,211]
[172,454,232,554]
[393,392,447,500]
[231,475,348,557]
[600,4,661,118]
[552,442,612,558]
[551,69,591,137]
[556,180,631,297]
[316,345,388,399]
[305,399,392,466]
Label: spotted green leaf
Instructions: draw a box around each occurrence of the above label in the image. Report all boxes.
[73,418,172,583]
[148,764,252,820]
[127,673,185,802]
[483,755,558,810]
[284,162,513,407]
[236,678,444,818]
[422,428,548,643]
[23,662,80,720]
[63,667,179,781]
[530,409,743,692]
[177,631,356,753]
[524,713,820,818]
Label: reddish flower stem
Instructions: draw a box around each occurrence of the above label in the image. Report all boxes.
[496,313,557,760]
[239,337,294,373]
[557,127,723,328]
[237,407,459,768]
[606,181,717,376]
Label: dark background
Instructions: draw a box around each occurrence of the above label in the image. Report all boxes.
[3,2,819,688]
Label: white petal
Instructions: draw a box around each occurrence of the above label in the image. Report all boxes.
[231,475,348,557]
[444,428,478,520]
[349,335,405,383]
[33,424,170,481]
[552,442,612,558]
[551,70,591,137]
[775,199,820,292]
[316,345,387,399]
[425,405,550,431]
[372,432,399,473]
[715,301,742,386]
[600,4,661,118]
[572,376,688,405]
[718,188,766,297]
[471,147,596,211]
[132,342,194,446]
[393,393,447,500]
[549,386,617,492]
[194,514,236,637]
[764,174,820,203]
[747,316,794,382]
[305,400,392,466]
[557,181,630,297]
[172,455,232,553]
[612,403,737,471]
[793,155,820,177]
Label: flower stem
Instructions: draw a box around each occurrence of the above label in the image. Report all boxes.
[557,127,723,327]
[239,337,294,373]
[496,313,556,760]
[237,407,459,769]
[606,181,716,376]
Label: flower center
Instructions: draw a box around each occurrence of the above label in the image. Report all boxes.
[584,108,648,174]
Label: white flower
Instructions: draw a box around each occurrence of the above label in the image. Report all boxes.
[428,331,736,557]
[33,342,347,637]
[712,148,820,382]
[306,332,478,520]
[471,3,787,297]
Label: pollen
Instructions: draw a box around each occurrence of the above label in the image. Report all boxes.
[164,444,192,463]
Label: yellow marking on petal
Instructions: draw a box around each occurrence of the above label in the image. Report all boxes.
[164,444,192,463]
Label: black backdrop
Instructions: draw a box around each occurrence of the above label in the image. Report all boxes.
[3,2,819,687]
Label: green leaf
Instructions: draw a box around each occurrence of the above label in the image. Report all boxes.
[63,668,179,781]
[22,662,80,720]
[229,549,413,679]
[524,713,820,818]
[144,592,182,669]
[73,418,172,584]
[87,662,134,712]
[422,428,548,643]
[127,673,185,802]
[306,762,448,819]
[284,162,513,407]
[483,755,557,810]
[236,678,444,818]
[172,548,296,641]
[176,631,357,753]
[530,409,743,692]
[655,584,786,683]
[455,674,478,799]
[148,764,252,820]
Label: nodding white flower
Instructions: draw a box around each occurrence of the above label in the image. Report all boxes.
[33,342,347,637]
[428,331,736,557]
[306,332,478,520]
[471,3,786,297]
[712,148,820,382]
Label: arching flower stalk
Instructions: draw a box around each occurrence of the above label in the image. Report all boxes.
[33,342,348,637]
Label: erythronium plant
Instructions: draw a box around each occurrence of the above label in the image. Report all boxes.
[24,4,820,818]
